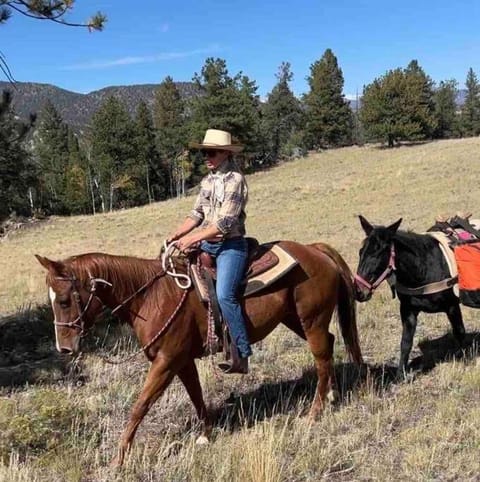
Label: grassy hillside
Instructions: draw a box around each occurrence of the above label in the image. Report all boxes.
[1,138,480,481]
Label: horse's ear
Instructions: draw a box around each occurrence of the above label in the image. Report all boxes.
[35,255,65,274]
[387,218,402,234]
[359,215,374,236]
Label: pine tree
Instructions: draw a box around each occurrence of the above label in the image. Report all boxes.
[360,61,436,147]
[433,80,459,139]
[189,58,262,153]
[304,49,353,149]
[153,76,186,197]
[135,101,166,202]
[262,62,304,161]
[64,128,89,214]
[460,68,480,137]
[0,90,36,222]
[34,100,70,214]
[89,96,137,211]
[404,60,437,138]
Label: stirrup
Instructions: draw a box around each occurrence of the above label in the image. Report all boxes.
[218,357,249,374]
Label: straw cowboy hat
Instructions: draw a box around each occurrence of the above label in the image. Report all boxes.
[189,129,244,153]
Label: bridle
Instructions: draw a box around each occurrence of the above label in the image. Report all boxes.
[51,246,193,362]
[53,271,112,336]
[354,244,396,294]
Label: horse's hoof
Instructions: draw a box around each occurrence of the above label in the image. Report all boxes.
[110,457,123,468]
[327,389,339,403]
[196,435,209,445]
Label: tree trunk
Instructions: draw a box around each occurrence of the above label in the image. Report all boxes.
[146,163,152,203]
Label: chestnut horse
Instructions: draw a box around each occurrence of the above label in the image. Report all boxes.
[36,240,362,465]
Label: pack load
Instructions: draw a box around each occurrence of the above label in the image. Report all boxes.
[455,241,480,308]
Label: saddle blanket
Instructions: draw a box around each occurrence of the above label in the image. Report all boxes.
[191,243,298,302]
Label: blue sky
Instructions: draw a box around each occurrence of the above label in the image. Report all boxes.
[3,0,480,98]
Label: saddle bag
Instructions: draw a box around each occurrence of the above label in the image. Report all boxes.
[454,241,480,308]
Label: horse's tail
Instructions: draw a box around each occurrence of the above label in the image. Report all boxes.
[310,243,363,365]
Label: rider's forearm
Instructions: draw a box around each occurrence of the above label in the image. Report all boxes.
[168,217,200,241]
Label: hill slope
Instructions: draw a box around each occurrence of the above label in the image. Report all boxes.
[1,138,480,481]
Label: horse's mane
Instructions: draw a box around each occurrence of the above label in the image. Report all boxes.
[58,253,164,300]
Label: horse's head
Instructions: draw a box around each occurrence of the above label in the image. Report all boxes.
[354,215,402,302]
[35,255,105,355]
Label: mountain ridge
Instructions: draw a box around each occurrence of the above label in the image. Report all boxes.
[0,81,197,133]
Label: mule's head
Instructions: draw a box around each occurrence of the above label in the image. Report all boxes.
[35,255,102,355]
[354,216,402,302]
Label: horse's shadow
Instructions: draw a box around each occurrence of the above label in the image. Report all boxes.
[208,331,480,432]
[0,304,68,388]
[0,304,130,389]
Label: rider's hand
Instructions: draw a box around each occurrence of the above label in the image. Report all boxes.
[176,234,199,253]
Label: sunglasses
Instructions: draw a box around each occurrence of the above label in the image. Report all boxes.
[201,149,219,158]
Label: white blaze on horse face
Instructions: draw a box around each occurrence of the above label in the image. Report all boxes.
[49,287,61,352]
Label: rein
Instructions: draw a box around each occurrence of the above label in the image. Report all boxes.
[101,288,189,365]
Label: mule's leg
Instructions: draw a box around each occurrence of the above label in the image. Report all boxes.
[304,324,335,419]
[177,359,212,444]
[397,304,419,379]
[112,354,177,466]
[446,302,466,346]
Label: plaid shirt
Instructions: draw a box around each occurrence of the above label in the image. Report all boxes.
[188,159,248,239]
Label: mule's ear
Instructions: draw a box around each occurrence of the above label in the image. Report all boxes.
[387,218,402,234]
[35,255,65,274]
[359,215,374,236]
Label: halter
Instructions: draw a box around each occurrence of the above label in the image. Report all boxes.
[354,244,396,294]
[53,271,112,336]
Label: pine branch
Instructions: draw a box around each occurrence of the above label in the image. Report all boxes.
[0,51,17,85]
[2,1,106,30]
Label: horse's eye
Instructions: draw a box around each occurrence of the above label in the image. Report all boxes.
[59,299,70,309]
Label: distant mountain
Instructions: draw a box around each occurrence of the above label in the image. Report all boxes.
[0,81,197,134]
[1,81,468,134]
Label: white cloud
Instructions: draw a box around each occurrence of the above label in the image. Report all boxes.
[344,94,358,100]
[63,44,221,70]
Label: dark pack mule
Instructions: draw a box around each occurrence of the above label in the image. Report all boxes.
[354,216,466,379]
[36,240,362,466]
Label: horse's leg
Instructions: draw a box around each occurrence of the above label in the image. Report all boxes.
[281,318,306,340]
[303,320,335,419]
[177,358,212,444]
[112,354,177,466]
[446,301,466,346]
[397,303,419,380]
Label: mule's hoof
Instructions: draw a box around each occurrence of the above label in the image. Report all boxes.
[196,435,209,445]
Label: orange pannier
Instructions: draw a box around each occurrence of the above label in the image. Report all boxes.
[454,241,480,308]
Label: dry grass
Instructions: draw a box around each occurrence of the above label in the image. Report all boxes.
[1,138,480,481]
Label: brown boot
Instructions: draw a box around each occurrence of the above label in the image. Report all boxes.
[219,344,249,374]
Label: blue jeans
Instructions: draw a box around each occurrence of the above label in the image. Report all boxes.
[201,237,252,358]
